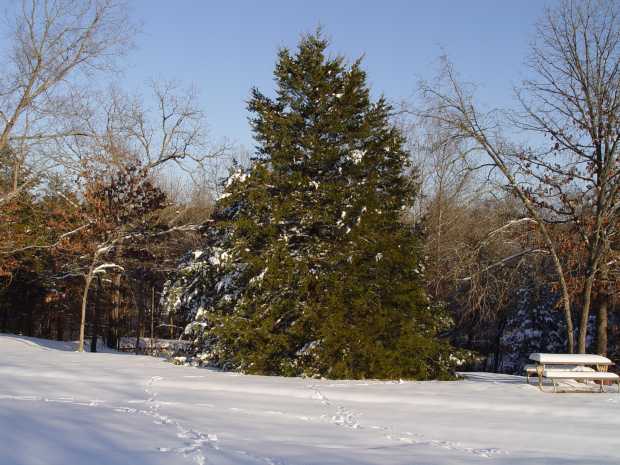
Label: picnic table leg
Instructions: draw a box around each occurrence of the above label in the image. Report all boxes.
[536,364,544,391]
[596,364,612,393]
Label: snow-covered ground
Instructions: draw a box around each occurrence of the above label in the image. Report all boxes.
[1,334,619,465]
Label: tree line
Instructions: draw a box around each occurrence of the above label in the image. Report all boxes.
[0,0,219,351]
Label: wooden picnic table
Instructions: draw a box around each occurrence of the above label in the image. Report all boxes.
[525,353,619,393]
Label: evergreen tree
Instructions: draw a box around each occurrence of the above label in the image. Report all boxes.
[165,33,456,379]
[499,284,571,374]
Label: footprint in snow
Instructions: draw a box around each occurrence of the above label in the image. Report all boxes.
[331,408,360,429]
[114,407,137,414]
[74,400,104,407]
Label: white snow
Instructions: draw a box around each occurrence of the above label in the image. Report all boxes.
[225,171,248,188]
[542,369,619,380]
[350,149,365,164]
[295,340,319,356]
[93,263,124,274]
[248,268,267,287]
[1,334,620,465]
[529,353,612,364]
[208,248,230,267]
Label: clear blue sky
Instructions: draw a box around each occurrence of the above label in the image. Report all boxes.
[124,1,554,150]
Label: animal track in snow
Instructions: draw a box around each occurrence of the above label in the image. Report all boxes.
[0,376,217,465]
[142,376,287,465]
[331,406,360,428]
[394,433,508,458]
[0,388,280,465]
[144,375,215,465]
[308,384,508,459]
[113,406,138,414]
[309,384,362,429]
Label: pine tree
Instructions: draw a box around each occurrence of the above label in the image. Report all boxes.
[199,33,454,379]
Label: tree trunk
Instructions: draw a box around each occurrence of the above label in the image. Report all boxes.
[493,317,508,373]
[107,273,121,349]
[1,300,8,332]
[150,287,155,353]
[24,296,34,337]
[135,301,143,355]
[90,276,102,353]
[596,296,608,356]
[78,268,94,353]
[44,304,53,339]
[578,273,596,354]
[55,309,64,341]
[595,256,610,356]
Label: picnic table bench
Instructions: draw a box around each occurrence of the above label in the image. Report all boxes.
[524,353,619,393]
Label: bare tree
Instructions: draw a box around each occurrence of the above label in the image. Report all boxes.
[402,115,491,299]
[0,0,136,281]
[420,0,620,355]
[514,0,620,354]
[0,0,134,203]
[64,83,226,352]
[419,61,577,353]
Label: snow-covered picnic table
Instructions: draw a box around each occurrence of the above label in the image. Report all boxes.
[525,353,619,393]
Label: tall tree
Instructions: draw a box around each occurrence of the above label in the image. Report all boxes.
[69,161,167,352]
[171,33,456,379]
[421,0,620,355]
[516,0,620,354]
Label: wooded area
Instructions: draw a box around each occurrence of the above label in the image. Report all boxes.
[1,0,618,375]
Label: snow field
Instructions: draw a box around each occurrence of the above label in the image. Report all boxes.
[1,334,619,465]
